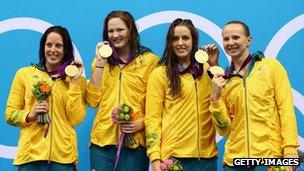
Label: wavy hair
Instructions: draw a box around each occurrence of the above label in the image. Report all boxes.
[159,18,198,97]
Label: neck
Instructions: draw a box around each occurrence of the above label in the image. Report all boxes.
[232,52,250,71]
[178,56,191,68]
[45,64,58,73]
[117,46,131,63]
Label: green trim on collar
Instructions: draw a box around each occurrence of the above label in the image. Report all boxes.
[247,51,264,76]
[134,46,152,58]
[31,62,46,72]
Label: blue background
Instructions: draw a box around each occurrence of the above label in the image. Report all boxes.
[1,0,303,170]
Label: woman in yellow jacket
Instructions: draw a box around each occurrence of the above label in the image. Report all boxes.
[85,11,159,171]
[145,18,219,171]
[5,26,86,171]
[210,20,299,171]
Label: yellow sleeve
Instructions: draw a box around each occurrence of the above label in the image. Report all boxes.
[5,69,31,127]
[272,59,299,156]
[209,97,231,136]
[66,76,87,126]
[145,68,164,161]
[85,57,103,108]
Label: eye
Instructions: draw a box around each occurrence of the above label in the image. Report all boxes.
[108,29,114,34]
[223,37,229,42]
[117,28,125,32]
[172,36,179,41]
[182,36,190,41]
[45,42,52,48]
[55,43,63,48]
[231,35,240,40]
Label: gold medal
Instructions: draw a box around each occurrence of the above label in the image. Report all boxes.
[195,49,209,63]
[209,66,225,75]
[65,65,79,77]
[98,43,113,58]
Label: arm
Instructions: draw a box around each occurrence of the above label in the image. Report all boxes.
[66,77,87,127]
[85,43,107,108]
[65,60,87,126]
[272,60,299,157]
[5,69,31,127]
[209,74,231,136]
[145,68,165,163]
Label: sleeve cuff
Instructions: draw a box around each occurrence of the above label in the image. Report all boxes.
[149,152,161,162]
[20,109,32,127]
[69,83,82,92]
[283,146,298,157]
[87,82,101,92]
[210,99,221,111]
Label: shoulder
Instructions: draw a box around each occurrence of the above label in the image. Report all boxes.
[139,51,160,62]
[260,57,284,68]
[15,66,36,76]
[149,66,166,80]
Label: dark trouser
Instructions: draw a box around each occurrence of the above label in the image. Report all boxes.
[90,144,149,171]
[17,160,76,171]
[176,157,218,171]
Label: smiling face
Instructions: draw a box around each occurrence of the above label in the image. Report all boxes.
[222,23,252,60]
[172,25,193,61]
[107,17,130,51]
[44,32,64,71]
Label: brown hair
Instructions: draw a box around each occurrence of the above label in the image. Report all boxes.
[103,10,140,57]
[159,18,198,97]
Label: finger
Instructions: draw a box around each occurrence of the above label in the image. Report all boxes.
[72,60,83,67]
[118,120,130,125]
[204,44,211,51]
[210,44,216,49]
[121,127,133,133]
[213,74,223,79]
[35,105,48,113]
[96,42,105,48]
[121,123,134,129]
[36,105,48,111]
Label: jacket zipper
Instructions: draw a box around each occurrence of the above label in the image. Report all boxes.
[118,72,122,104]
[243,77,250,157]
[194,79,201,160]
[117,71,122,142]
[48,79,54,163]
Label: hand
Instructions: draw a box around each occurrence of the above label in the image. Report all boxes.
[119,118,144,133]
[70,60,84,84]
[27,100,49,122]
[151,160,162,171]
[211,74,227,101]
[201,44,219,66]
[95,42,108,65]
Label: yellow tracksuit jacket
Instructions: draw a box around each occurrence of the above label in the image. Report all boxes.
[145,64,218,162]
[210,55,299,166]
[86,51,159,149]
[6,65,86,165]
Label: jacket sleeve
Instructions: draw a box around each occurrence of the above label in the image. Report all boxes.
[85,58,103,108]
[145,68,164,162]
[5,69,31,127]
[272,59,299,156]
[66,76,87,127]
[209,97,231,136]
[140,53,160,115]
